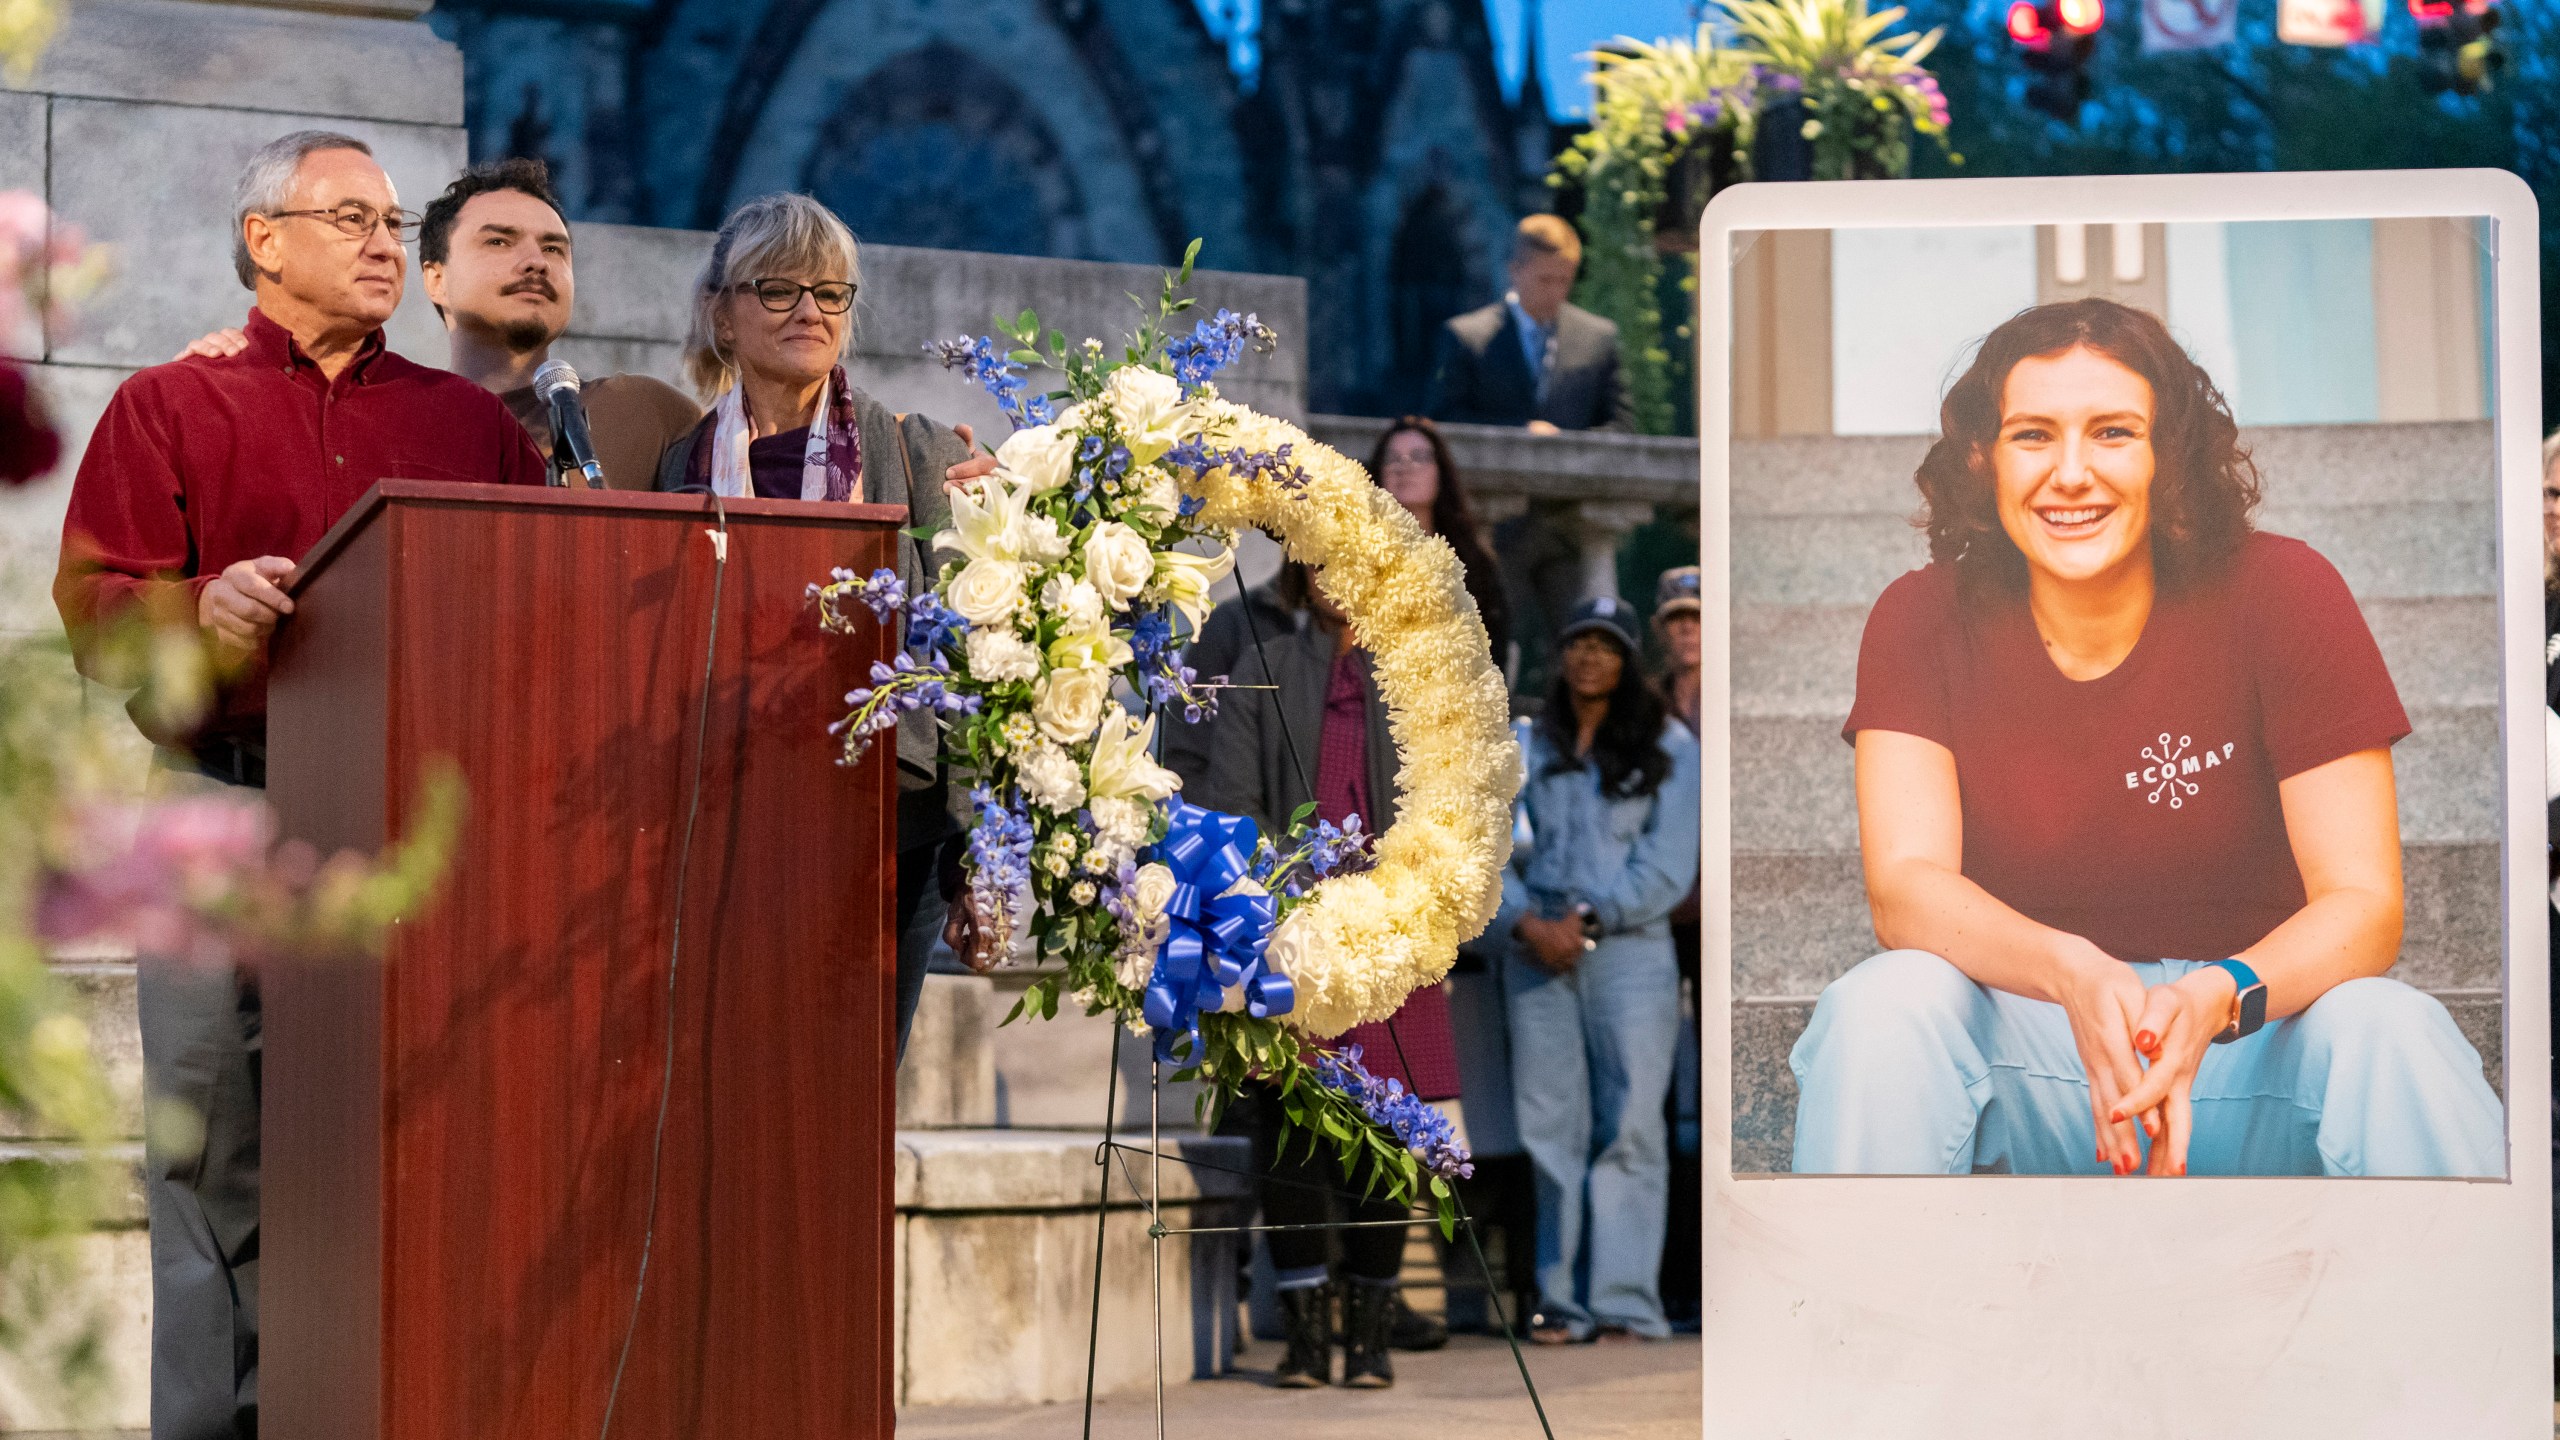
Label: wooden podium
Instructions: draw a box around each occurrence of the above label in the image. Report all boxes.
[262,481,902,1438]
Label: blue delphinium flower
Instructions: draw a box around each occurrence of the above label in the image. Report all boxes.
[965,790,1037,934]
[1165,309,1279,395]
[931,334,1053,429]
[903,590,968,657]
[1128,609,1174,669]
[1309,1045,1474,1182]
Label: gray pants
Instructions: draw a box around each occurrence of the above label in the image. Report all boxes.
[139,955,260,1440]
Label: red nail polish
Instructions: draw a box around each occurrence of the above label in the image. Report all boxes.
[2109,1110,2124,1123]
[2134,1031,2155,1052]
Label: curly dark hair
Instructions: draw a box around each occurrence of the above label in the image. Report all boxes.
[1365,416,1513,667]
[417,156,566,268]
[1915,298,2259,594]
[1536,629,1672,801]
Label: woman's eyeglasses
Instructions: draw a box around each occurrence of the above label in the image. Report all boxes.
[268,203,422,245]
[735,278,857,314]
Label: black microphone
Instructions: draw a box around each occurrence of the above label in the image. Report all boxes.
[532,359,604,489]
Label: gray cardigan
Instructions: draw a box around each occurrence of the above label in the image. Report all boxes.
[655,387,970,840]
[1189,622,1399,843]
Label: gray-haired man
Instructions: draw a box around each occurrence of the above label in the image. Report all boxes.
[57,130,543,1440]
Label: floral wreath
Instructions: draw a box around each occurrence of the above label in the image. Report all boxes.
[815,246,1519,1216]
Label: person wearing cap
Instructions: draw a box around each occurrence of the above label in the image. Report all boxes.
[1647,564,1704,1328]
[1491,594,1700,1344]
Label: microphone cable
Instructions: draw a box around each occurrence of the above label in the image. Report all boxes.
[598,493,729,1439]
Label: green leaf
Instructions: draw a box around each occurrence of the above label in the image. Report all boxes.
[1288,800,1319,829]
[1179,237,1202,281]
[1002,995,1028,1026]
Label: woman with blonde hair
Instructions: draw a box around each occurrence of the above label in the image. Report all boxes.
[656,192,993,1055]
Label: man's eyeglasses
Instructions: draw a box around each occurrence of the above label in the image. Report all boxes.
[268,203,423,245]
[735,278,857,314]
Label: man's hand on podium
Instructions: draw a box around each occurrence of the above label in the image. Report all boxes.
[200,555,297,665]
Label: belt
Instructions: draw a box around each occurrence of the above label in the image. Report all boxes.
[181,734,268,790]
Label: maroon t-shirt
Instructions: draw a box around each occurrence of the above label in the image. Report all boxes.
[1842,533,2409,964]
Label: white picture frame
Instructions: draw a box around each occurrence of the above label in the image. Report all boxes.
[1697,170,2547,1438]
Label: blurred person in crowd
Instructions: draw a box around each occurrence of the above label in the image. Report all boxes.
[1649,565,1703,1328]
[1368,415,1512,675]
[1426,215,1631,434]
[56,130,548,1440]
[1196,561,1460,1388]
[661,192,993,1058]
[177,159,699,489]
[1427,213,1628,706]
[1497,596,1700,1344]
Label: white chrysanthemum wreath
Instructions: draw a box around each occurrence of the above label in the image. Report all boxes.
[816,246,1519,1216]
[1183,401,1520,1037]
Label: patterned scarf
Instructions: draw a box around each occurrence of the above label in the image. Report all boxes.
[697,363,863,501]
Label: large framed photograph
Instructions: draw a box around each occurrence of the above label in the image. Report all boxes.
[1699,171,2547,1433]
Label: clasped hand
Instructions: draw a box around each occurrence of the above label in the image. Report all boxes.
[2054,944,2236,1177]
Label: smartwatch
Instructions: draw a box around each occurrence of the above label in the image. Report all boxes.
[2203,958,2267,1044]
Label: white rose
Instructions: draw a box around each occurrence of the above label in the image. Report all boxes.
[944,557,1029,628]
[1150,545,1235,635]
[1017,740,1087,813]
[1105,365,1185,463]
[964,628,1040,684]
[995,422,1076,494]
[1132,861,1178,925]
[1262,912,1320,987]
[1032,665,1109,745]
[1083,522,1155,609]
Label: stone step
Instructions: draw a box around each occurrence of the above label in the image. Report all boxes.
[1732,421,2493,516]
[1733,595,2499,717]
[1733,841,2500,998]
[1732,506,2493,608]
[1730,989,2505,1176]
[1732,705,2498,855]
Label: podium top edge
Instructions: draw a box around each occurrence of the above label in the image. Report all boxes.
[288,481,912,596]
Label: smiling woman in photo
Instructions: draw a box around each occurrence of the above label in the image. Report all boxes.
[1789,297,2503,1178]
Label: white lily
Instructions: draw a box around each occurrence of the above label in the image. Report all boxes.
[1087,704,1181,804]
[1151,545,1235,635]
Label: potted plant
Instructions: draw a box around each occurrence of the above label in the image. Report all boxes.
[1719,0,1955,182]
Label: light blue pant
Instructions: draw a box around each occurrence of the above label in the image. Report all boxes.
[1791,951,2505,1177]
[1505,930,1681,1337]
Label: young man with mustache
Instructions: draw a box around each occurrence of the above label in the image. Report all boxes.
[183,158,696,489]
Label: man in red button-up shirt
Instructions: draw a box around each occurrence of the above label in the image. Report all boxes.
[51,129,542,1440]
[56,132,544,776]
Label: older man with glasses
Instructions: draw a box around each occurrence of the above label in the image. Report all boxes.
[53,129,544,1440]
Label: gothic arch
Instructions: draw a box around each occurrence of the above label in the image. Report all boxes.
[801,44,1088,257]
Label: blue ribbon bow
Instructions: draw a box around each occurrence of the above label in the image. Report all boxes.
[1141,800,1295,1061]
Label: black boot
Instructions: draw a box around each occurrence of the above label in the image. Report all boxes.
[1387,1287,1449,1351]
[1274,1284,1333,1388]
[1341,1281,1397,1388]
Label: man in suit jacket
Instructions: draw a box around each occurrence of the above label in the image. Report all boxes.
[1425,214,1633,434]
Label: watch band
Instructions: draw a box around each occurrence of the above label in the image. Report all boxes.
[2203,958,2268,1044]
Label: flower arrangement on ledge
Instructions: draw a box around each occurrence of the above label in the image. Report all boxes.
[1720,0,1953,183]
[1551,1,1953,435]
[816,245,1520,1223]
[1551,24,1760,435]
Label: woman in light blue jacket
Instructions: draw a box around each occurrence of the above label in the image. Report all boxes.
[1494,596,1701,1343]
